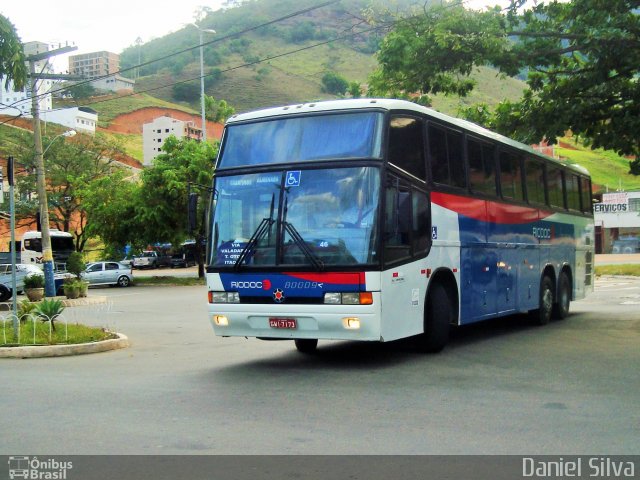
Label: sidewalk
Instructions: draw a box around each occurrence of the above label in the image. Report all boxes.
[595,253,640,265]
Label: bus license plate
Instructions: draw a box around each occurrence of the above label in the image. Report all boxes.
[269,318,297,329]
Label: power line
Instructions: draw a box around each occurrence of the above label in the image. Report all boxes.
[4,0,341,112]
[50,20,393,114]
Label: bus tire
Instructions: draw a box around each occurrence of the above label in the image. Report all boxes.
[532,275,554,325]
[0,285,10,302]
[294,338,318,354]
[416,283,451,353]
[553,272,571,320]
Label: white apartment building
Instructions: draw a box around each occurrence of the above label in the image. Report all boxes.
[143,116,202,166]
[42,106,98,134]
[0,41,53,118]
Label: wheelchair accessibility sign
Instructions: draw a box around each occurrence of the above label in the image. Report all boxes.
[285,171,301,187]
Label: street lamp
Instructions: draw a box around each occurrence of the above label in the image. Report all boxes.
[192,24,216,143]
[37,129,76,297]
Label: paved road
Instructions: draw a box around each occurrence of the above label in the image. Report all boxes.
[0,277,638,455]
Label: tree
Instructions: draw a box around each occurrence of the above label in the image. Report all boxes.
[65,82,96,102]
[204,95,235,123]
[369,0,640,173]
[136,136,217,277]
[0,14,27,91]
[10,132,127,251]
[80,170,142,255]
[321,71,349,96]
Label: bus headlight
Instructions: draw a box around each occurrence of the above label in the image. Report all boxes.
[209,291,240,303]
[213,315,229,326]
[323,292,373,305]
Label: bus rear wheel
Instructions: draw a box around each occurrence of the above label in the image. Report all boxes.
[553,272,571,320]
[532,275,554,325]
[294,339,318,354]
[416,283,452,353]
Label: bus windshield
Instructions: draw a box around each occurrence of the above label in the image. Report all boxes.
[210,167,380,268]
[218,112,383,168]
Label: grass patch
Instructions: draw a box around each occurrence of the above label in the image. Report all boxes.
[595,265,640,276]
[1,320,116,347]
[133,276,205,286]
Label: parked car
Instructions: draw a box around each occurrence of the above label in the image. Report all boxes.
[0,264,43,301]
[81,261,133,287]
[0,264,72,300]
[170,252,196,268]
[611,237,640,254]
[132,251,171,269]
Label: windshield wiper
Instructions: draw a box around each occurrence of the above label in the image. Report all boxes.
[282,221,324,271]
[233,194,275,270]
[281,196,324,271]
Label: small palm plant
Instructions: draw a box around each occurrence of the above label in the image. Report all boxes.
[35,298,65,331]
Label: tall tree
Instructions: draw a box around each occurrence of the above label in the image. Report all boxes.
[10,132,127,251]
[0,14,27,91]
[369,0,640,173]
[136,136,217,277]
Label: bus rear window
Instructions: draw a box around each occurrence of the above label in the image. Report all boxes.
[219,112,383,168]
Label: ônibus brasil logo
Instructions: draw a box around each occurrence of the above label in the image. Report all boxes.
[8,456,73,479]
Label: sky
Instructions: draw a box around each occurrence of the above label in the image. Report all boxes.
[1,0,511,72]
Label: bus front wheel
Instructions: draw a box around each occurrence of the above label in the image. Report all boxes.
[294,338,318,354]
[416,283,452,353]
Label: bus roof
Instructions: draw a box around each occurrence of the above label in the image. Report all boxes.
[226,98,590,177]
[22,230,73,239]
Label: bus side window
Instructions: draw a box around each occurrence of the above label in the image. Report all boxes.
[499,151,524,201]
[383,175,411,264]
[547,167,565,209]
[412,189,430,255]
[24,238,42,252]
[388,116,426,181]
[428,125,465,188]
[580,177,592,213]
[524,158,546,205]
[468,138,497,197]
[566,174,581,211]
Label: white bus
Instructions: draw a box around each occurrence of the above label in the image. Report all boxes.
[204,99,594,353]
[21,229,75,271]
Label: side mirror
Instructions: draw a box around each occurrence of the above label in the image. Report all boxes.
[187,193,199,234]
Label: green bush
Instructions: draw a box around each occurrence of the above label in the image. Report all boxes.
[35,298,65,331]
[66,251,86,278]
[23,274,44,289]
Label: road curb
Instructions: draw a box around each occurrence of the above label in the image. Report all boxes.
[0,295,107,310]
[0,332,129,359]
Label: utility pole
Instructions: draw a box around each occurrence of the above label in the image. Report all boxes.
[27,44,77,297]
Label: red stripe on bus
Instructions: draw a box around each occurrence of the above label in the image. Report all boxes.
[432,192,553,224]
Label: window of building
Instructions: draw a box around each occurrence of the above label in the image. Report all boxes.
[388,116,426,181]
[468,138,497,196]
[628,197,640,212]
[165,128,170,133]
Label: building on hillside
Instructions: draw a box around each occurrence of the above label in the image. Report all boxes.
[41,106,98,134]
[143,116,202,166]
[0,41,54,118]
[593,191,640,253]
[90,74,135,92]
[69,51,119,78]
[68,50,134,93]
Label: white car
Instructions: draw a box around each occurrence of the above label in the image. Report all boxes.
[0,264,44,301]
[81,261,133,287]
